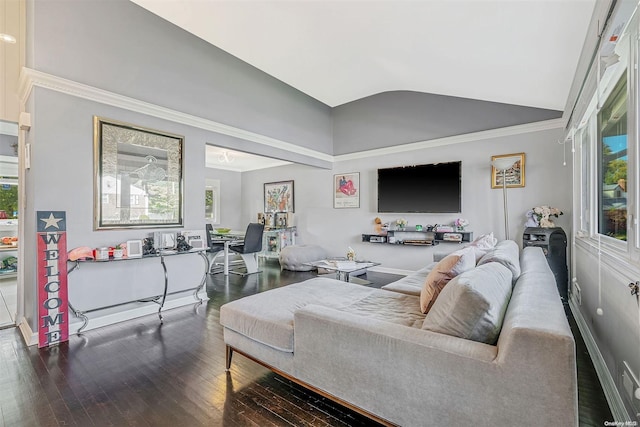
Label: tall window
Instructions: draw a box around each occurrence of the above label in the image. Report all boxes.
[597,72,628,241]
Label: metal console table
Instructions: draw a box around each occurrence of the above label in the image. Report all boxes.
[67,248,209,334]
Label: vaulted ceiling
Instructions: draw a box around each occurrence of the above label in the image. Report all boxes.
[132,0,596,111]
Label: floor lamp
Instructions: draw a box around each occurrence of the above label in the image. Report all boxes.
[492,157,520,240]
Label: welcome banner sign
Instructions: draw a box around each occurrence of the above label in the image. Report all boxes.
[37,211,69,347]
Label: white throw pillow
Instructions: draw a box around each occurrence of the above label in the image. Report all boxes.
[469,232,497,250]
[467,233,498,262]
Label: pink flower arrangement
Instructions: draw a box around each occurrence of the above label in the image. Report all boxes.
[530,206,563,228]
[454,218,469,229]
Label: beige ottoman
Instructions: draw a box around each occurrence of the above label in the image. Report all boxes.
[279,244,327,271]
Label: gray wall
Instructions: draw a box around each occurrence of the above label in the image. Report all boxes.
[23,88,212,328]
[30,0,333,156]
[243,126,570,271]
[204,167,243,231]
[20,0,571,336]
[21,0,337,332]
[332,91,562,155]
[573,242,639,419]
[565,2,640,420]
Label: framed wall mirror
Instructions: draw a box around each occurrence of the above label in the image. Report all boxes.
[94,117,184,229]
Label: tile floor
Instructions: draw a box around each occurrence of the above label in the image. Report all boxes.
[0,277,16,328]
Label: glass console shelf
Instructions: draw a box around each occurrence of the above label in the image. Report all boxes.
[67,249,209,334]
[362,229,473,246]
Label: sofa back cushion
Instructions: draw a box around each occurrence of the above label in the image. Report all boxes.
[477,240,521,283]
[422,262,513,345]
[420,246,475,313]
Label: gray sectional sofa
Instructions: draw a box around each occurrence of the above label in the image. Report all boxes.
[220,242,578,426]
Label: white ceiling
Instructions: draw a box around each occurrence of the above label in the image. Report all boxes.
[132,0,596,111]
[205,145,291,172]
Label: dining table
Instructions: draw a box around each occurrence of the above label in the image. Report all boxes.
[209,231,245,275]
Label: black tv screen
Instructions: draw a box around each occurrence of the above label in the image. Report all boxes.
[377,161,461,213]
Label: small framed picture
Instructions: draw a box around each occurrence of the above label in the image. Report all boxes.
[182,230,205,245]
[491,153,525,188]
[189,239,205,250]
[153,231,177,249]
[126,240,143,258]
[334,172,360,208]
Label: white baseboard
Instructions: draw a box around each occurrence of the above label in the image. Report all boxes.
[368,266,414,276]
[23,292,208,346]
[68,293,208,335]
[18,318,37,346]
[569,300,630,421]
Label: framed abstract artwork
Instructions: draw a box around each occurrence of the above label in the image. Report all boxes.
[334,172,360,208]
[264,181,294,213]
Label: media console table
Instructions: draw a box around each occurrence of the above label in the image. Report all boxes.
[362,229,473,246]
[67,248,209,334]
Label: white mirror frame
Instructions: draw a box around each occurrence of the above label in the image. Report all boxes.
[205,179,220,225]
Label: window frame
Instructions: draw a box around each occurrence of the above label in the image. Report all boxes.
[596,71,629,246]
[572,20,639,261]
[576,116,595,236]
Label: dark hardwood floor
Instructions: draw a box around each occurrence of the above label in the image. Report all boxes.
[0,259,612,426]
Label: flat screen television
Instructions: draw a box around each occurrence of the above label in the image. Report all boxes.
[377,161,461,213]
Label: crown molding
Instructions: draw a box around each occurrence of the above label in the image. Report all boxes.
[333,118,565,162]
[18,67,333,163]
[19,67,563,163]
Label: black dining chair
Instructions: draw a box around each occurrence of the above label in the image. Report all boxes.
[228,223,264,276]
[205,224,225,274]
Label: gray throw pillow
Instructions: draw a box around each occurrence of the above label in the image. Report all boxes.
[422,262,513,345]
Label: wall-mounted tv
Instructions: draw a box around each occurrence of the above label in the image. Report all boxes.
[377,161,461,213]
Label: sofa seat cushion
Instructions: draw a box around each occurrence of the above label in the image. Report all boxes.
[477,240,521,283]
[422,262,513,345]
[381,262,436,296]
[220,278,375,352]
[420,246,476,313]
[335,291,425,328]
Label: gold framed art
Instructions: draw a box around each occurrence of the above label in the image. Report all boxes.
[491,152,525,189]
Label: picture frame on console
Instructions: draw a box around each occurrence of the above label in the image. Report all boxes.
[491,152,525,188]
[264,180,294,213]
[126,240,143,258]
[333,172,360,208]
